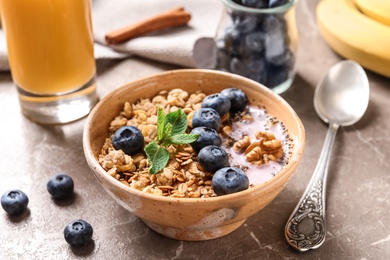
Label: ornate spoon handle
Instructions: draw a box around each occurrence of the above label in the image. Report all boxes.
[285,123,339,252]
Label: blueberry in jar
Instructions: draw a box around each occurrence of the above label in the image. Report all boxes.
[268,0,289,8]
[265,29,290,66]
[212,167,249,196]
[241,0,268,8]
[64,219,93,246]
[198,145,229,173]
[266,63,290,88]
[47,173,74,200]
[223,26,244,57]
[230,57,249,77]
[201,93,231,116]
[221,88,248,113]
[244,31,266,52]
[215,0,295,91]
[261,14,285,33]
[192,108,221,130]
[190,127,222,153]
[1,189,29,215]
[112,126,144,156]
[234,15,258,34]
[246,55,268,83]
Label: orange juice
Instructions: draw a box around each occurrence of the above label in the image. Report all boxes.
[0,0,95,95]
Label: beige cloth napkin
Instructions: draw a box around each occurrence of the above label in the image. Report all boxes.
[0,0,223,71]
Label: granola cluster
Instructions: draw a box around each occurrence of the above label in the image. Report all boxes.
[99,88,286,198]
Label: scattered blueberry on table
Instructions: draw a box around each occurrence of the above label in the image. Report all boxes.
[64,219,93,247]
[212,167,250,196]
[112,125,145,156]
[1,189,29,215]
[47,173,74,200]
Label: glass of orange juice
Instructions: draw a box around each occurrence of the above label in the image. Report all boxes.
[0,0,98,124]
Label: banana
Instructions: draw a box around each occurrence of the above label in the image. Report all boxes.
[316,0,390,77]
[355,0,390,27]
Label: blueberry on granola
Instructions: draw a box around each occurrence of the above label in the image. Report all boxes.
[201,93,231,116]
[64,219,93,247]
[190,127,222,153]
[112,126,144,156]
[47,173,74,200]
[1,189,29,215]
[192,108,221,130]
[212,167,249,195]
[198,145,229,173]
[221,88,249,113]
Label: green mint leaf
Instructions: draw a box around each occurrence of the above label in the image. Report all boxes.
[164,123,173,139]
[157,107,165,141]
[144,141,170,174]
[168,133,199,145]
[166,109,188,135]
[145,108,196,174]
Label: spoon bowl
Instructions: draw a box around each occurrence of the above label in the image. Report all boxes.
[314,60,369,126]
[285,60,369,252]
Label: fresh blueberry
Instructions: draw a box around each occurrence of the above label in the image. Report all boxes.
[224,27,244,55]
[244,31,266,52]
[230,57,249,77]
[212,167,249,195]
[64,219,93,246]
[192,108,221,130]
[268,0,289,8]
[190,127,222,153]
[266,64,289,88]
[202,93,231,116]
[112,126,144,156]
[198,145,229,173]
[261,14,284,33]
[246,55,267,73]
[221,88,249,113]
[1,190,29,215]
[242,0,268,8]
[47,173,74,200]
[265,30,289,66]
[234,15,258,34]
[248,70,268,85]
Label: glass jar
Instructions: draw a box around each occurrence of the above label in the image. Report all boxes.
[214,0,299,94]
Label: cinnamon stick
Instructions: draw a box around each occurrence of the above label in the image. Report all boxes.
[105,6,191,45]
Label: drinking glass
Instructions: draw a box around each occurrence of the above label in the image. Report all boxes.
[0,0,98,124]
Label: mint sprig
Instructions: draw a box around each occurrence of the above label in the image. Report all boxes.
[144,107,199,174]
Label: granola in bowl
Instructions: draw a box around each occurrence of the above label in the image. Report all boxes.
[98,88,292,198]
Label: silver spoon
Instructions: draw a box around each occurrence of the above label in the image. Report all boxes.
[284,60,369,252]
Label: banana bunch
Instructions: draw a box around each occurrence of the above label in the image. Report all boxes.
[316,0,390,77]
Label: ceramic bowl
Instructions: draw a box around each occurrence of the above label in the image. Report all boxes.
[83,69,305,241]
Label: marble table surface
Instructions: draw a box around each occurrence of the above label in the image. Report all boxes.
[1,0,389,259]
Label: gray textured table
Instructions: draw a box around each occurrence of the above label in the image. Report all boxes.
[1,0,389,259]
